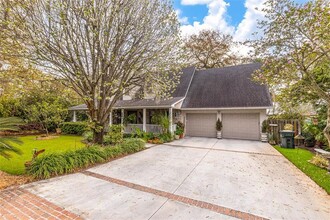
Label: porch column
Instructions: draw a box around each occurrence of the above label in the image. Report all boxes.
[169,108,173,134]
[143,108,147,132]
[109,111,113,126]
[121,109,124,124]
[73,111,77,122]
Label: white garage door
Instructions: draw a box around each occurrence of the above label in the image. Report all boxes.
[222,113,260,140]
[186,113,217,138]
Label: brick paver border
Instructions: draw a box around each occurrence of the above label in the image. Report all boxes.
[82,170,269,220]
[0,187,81,220]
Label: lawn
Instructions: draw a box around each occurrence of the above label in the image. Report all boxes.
[274,146,330,194]
[0,135,85,175]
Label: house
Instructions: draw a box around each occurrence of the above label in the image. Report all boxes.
[69,63,272,140]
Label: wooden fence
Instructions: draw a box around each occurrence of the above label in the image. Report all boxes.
[267,119,301,145]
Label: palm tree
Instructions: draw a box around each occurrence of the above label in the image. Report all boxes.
[0,117,23,159]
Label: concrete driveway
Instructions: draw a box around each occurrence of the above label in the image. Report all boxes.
[21,137,330,219]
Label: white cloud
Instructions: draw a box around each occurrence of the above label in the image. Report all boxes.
[176,9,189,25]
[178,0,267,55]
[180,0,234,37]
[234,0,266,42]
[181,0,214,5]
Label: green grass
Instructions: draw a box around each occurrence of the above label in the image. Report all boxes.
[274,146,330,194]
[0,135,85,175]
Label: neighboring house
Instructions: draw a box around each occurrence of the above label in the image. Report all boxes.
[69,63,272,140]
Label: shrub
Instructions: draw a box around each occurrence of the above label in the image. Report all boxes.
[60,122,88,135]
[132,127,154,141]
[28,138,145,179]
[159,132,173,143]
[216,118,222,131]
[83,131,93,142]
[104,124,123,145]
[118,138,145,154]
[151,113,170,133]
[309,154,329,169]
[261,120,269,133]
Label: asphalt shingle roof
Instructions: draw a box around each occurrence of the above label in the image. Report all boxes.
[171,66,195,97]
[182,63,272,108]
[69,63,272,110]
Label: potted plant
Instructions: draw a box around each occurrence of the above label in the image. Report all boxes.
[176,121,185,138]
[216,118,222,139]
[261,120,269,142]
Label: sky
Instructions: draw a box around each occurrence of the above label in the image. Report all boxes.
[174,0,309,42]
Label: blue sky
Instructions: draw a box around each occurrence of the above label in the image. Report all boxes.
[174,0,246,27]
[174,0,309,42]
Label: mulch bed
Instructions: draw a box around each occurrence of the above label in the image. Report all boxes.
[0,171,32,190]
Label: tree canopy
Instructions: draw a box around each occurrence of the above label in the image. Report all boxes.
[8,0,184,143]
[183,30,248,69]
[252,0,330,146]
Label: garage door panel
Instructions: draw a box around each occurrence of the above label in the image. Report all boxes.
[186,113,217,138]
[222,113,260,140]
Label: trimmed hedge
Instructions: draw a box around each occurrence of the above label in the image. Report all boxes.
[27,138,145,179]
[60,122,88,135]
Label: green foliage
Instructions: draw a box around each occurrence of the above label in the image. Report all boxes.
[261,120,269,133]
[151,113,170,134]
[83,131,93,142]
[175,121,184,135]
[104,125,124,145]
[131,127,154,141]
[251,0,330,147]
[158,133,173,143]
[60,122,88,135]
[0,117,23,159]
[175,127,184,135]
[118,138,145,154]
[275,146,330,194]
[216,118,222,131]
[124,114,137,124]
[28,138,145,179]
[303,105,328,147]
[27,99,68,135]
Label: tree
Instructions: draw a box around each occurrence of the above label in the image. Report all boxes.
[183,30,247,69]
[10,0,183,143]
[0,117,23,159]
[251,0,330,147]
[27,100,68,136]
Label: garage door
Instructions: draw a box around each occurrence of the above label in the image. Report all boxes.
[186,113,217,138]
[222,113,260,140]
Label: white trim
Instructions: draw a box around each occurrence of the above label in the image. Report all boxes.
[72,111,77,122]
[181,107,272,110]
[142,108,146,132]
[184,67,196,98]
[113,106,173,109]
[169,108,173,134]
[109,111,113,126]
[170,98,185,108]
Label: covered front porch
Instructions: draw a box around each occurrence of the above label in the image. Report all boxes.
[68,97,184,134]
[111,108,178,134]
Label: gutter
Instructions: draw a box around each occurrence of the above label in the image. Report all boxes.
[181,106,273,111]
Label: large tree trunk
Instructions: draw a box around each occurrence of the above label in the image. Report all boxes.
[93,128,105,145]
[324,105,330,148]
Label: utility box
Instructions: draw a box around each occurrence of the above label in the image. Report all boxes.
[280,130,295,148]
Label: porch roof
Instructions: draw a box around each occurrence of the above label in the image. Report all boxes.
[68,97,184,111]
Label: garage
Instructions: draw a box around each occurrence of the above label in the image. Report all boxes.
[186,113,217,138]
[222,113,260,140]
